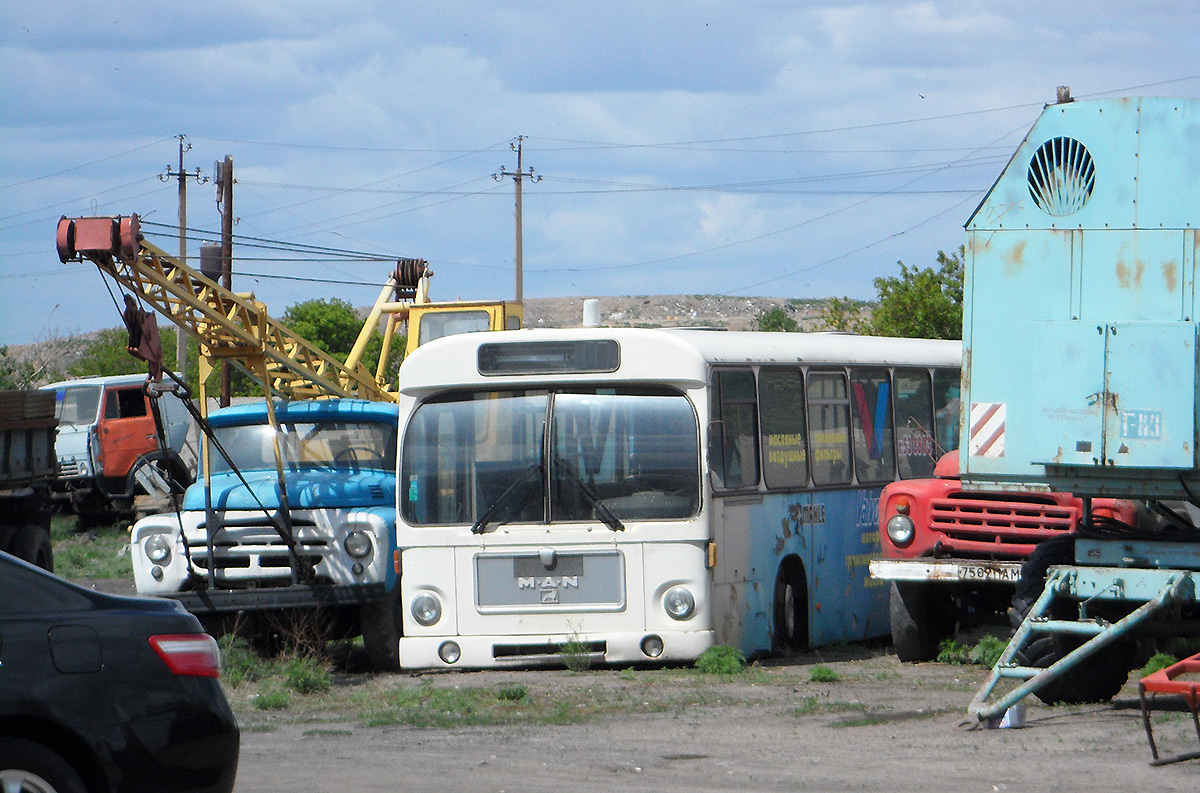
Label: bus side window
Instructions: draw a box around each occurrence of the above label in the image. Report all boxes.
[807,371,851,486]
[932,370,961,455]
[893,369,936,479]
[849,368,895,484]
[759,368,808,489]
[710,369,759,489]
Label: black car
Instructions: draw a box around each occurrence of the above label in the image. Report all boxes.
[0,551,239,793]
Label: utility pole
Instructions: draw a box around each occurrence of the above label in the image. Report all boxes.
[159,135,207,376]
[215,155,234,407]
[493,137,540,302]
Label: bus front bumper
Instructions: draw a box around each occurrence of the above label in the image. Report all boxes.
[399,629,715,670]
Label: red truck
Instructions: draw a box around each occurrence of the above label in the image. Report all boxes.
[869,450,1137,661]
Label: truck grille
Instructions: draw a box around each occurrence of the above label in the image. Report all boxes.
[184,521,331,584]
[930,494,1079,547]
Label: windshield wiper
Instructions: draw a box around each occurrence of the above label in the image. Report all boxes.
[471,463,543,535]
[554,455,625,532]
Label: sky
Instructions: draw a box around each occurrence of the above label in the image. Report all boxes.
[2,1,1198,345]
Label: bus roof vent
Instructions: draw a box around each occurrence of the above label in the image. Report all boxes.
[1027,136,1095,217]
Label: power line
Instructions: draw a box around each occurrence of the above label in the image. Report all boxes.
[0,137,175,191]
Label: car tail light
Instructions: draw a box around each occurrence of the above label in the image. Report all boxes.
[149,634,221,678]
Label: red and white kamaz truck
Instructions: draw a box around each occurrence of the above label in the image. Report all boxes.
[870,450,1136,661]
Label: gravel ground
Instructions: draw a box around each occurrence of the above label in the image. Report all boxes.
[230,649,1199,793]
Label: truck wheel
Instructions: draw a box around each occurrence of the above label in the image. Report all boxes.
[772,559,808,655]
[0,737,87,793]
[1011,536,1137,704]
[361,589,403,672]
[889,581,955,662]
[9,526,53,572]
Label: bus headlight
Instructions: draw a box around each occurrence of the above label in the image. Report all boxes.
[886,514,916,547]
[343,531,372,559]
[663,586,696,621]
[411,593,442,626]
[144,534,172,565]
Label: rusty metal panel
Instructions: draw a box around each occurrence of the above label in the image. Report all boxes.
[962,97,1200,497]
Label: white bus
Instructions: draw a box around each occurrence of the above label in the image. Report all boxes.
[394,328,961,669]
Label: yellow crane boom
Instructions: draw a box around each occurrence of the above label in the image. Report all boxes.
[55,214,418,405]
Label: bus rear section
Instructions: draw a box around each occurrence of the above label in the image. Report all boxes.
[395,343,714,669]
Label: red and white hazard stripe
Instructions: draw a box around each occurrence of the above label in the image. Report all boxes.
[969,402,1005,457]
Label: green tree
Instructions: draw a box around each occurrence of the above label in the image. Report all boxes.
[820,246,964,340]
[819,297,872,335]
[281,298,404,388]
[282,298,363,361]
[754,307,800,333]
[869,246,964,340]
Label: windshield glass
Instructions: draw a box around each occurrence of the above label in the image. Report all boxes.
[210,420,396,474]
[401,388,700,527]
[54,386,102,426]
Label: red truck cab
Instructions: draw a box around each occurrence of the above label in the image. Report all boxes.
[870,451,1136,661]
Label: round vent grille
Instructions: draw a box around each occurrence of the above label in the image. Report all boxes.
[1027,137,1095,216]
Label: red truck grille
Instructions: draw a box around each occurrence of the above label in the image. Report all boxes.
[929,495,1078,547]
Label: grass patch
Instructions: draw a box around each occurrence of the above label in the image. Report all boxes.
[937,634,1007,667]
[809,665,840,683]
[694,645,746,675]
[50,515,132,579]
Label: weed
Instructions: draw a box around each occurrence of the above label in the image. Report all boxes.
[496,684,528,702]
[792,696,820,716]
[694,645,746,675]
[809,665,840,683]
[618,667,637,681]
[967,635,1008,668]
[1138,651,1178,678]
[218,635,267,688]
[936,638,970,665]
[559,635,592,672]
[254,683,292,711]
[938,635,1007,667]
[281,656,332,695]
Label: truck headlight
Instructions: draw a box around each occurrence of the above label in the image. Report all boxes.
[343,531,372,559]
[663,586,696,621]
[411,593,442,626]
[886,514,916,547]
[144,534,172,565]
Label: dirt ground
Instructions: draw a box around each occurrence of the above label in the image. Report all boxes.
[231,647,1199,793]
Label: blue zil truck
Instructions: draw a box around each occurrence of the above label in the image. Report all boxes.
[130,399,403,670]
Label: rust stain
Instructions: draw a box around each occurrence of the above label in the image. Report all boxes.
[1003,239,1027,276]
[1134,259,1145,288]
[774,535,785,555]
[1163,260,1179,293]
[1115,260,1130,288]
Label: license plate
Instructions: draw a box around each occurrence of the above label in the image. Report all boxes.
[957,564,1021,583]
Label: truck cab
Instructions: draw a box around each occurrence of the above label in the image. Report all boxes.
[129,398,403,669]
[42,374,192,522]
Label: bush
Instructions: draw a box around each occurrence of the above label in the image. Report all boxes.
[694,645,746,675]
[1138,652,1178,679]
[281,656,332,695]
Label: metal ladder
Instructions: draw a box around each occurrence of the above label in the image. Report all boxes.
[968,565,1194,723]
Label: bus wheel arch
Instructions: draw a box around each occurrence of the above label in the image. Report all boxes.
[772,556,808,655]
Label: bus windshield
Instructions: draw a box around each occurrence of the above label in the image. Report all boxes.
[401,388,700,527]
[210,420,396,474]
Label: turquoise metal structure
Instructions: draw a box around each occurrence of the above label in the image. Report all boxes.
[959,94,1200,734]
[962,96,1200,498]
